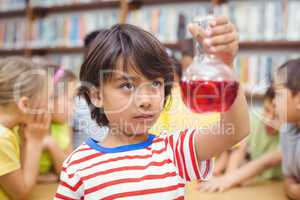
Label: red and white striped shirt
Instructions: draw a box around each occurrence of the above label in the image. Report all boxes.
[55,129,213,200]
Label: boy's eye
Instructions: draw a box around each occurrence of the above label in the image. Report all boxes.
[120,83,135,91]
[151,80,163,88]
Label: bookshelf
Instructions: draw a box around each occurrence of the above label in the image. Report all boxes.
[1,0,300,55]
[239,41,300,50]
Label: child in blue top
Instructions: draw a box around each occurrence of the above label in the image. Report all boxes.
[274,58,300,199]
[55,17,249,199]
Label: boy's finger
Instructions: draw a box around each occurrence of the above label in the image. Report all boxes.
[206,41,238,54]
[209,185,218,193]
[209,23,235,36]
[210,16,229,27]
[204,32,237,47]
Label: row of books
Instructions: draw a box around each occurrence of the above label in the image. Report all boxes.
[1,1,300,48]
[128,1,300,42]
[30,0,117,7]
[0,0,26,11]
[30,10,118,48]
[215,1,285,41]
[127,2,211,43]
[29,2,210,45]
[286,1,300,41]
[0,0,115,10]
[39,54,84,74]
[235,53,300,95]
[0,18,27,49]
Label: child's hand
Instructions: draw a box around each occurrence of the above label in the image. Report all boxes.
[188,16,239,67]
[197,175,236,193]
[284,177,300,199]
[37,173,59,183]
[42,135,55,149]
[22,108,51,143]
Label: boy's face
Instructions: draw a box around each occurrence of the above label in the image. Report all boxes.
[274,83,300,123]
[98,62,165,136]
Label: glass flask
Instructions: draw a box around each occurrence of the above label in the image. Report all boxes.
[180,15,239,113]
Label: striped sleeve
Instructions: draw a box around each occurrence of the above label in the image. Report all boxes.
[55,164,84,200]
[166,128,213,182]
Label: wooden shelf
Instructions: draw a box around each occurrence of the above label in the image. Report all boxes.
[239,40,300,50]
[0,48,27,55]
[0,43,181,56]
[0,9,26,18]
[133,0,210,6]
[164,42,182,50]
[0,47,84,56]
[167,40,300,51]
[31,1,120,15]
[127,0,210,10]
[30,47,84,55]
[2,40,300,56]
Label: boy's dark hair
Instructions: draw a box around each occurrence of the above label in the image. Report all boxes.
[172,56,182,79]
[264,86,275,101]
[84,29,109,58]
[79,24,174,127]
[84,30,100,47]
[277,58,300,95]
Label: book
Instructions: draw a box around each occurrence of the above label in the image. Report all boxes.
[127,2,211,43]
[287,0,300,41]
[0,18,27,49]
[0,0,26,11]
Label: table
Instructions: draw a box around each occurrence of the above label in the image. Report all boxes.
[186,181,287,200]
[30,181,287,200]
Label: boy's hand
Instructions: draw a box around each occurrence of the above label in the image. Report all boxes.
[188,16,239,67]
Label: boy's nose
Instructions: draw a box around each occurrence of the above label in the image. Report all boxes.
[137,94,152,110]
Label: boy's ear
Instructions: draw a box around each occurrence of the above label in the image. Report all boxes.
[90,88,103,108]
[295,91,300,110]
[17,96,30,113]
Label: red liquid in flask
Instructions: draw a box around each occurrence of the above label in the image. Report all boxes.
[180,80,239,113]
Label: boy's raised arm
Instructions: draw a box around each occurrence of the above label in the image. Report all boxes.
[188,16,249,161]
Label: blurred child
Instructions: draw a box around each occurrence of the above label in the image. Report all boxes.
[38,67,77,182]
[0,57,52,200]
[198,86,282,192]
[274,59,300,200]
[55,18,249,199]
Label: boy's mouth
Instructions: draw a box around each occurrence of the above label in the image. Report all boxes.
[133,114,155,121]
